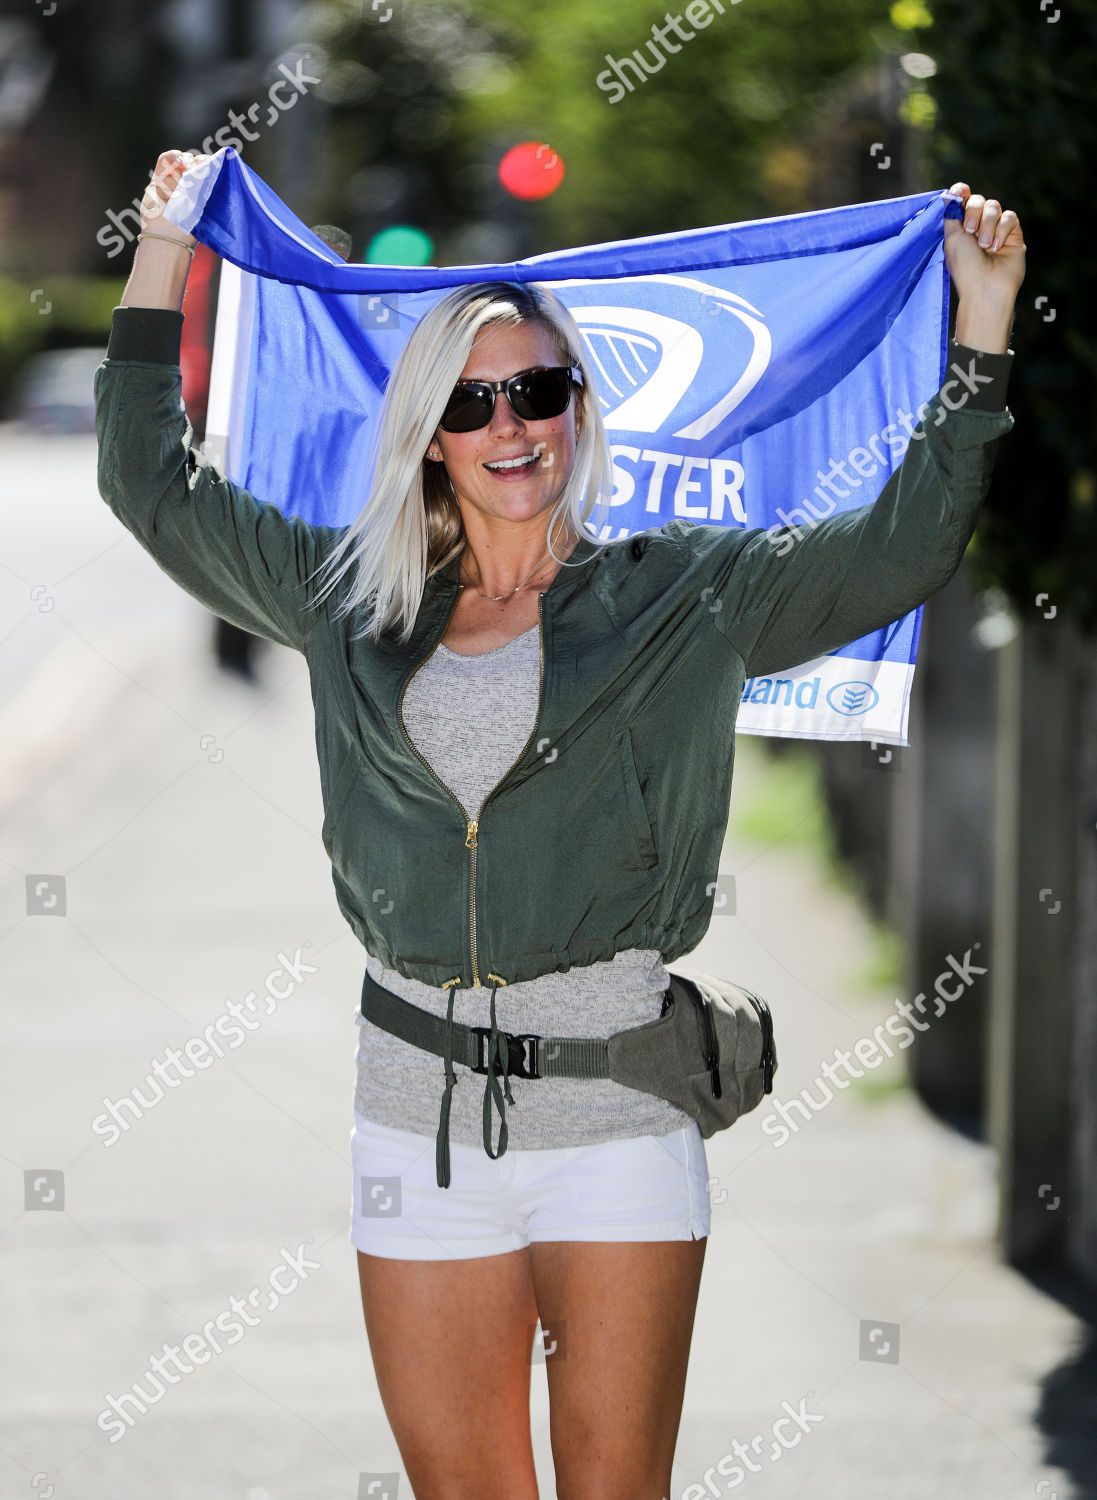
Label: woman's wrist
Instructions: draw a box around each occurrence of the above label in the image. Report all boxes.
[953,292,1016,355]
[120,234,194,312]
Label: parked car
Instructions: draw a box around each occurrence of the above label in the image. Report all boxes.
[6,346,106,432]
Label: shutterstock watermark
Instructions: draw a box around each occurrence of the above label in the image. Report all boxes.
[96,49,322,258]
[95,1241,322,1443]
[679,1392,824,1498]
[764,354,1001,557]
[90,948,318,1147]
[761,946,988,1148]
[596,1,741,104]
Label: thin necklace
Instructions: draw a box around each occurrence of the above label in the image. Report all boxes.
[460,543,561,601]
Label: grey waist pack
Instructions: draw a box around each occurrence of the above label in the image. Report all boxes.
[359,966,778,1189]
[607,967,777,1139]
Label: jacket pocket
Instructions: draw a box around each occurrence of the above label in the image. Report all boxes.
[321,750,362,862]
[619,727,659,870]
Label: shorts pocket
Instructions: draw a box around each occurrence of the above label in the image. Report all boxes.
[565,1132,691,1212]
[352,1115,435,1224]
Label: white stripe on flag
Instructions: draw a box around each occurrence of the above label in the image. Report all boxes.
[203,260,255,481]
[735,655,916,745]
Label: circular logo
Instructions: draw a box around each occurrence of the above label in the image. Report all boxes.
[564,276,771,442]
[825,680,880,716]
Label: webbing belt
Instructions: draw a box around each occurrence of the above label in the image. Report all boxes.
[360,968,618,1189]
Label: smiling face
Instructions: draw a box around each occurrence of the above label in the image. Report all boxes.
[426,317,582,535]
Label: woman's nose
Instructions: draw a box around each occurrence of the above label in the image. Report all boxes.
[488,391,523,433]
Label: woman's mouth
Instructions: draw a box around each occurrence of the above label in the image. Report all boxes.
[484,452,541,476]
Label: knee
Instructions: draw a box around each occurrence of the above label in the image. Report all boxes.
[556,1461,672,1500]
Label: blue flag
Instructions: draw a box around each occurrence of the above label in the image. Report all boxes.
[164,146,965,744]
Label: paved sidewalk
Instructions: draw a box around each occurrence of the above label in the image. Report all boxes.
[2,567,1092,1499]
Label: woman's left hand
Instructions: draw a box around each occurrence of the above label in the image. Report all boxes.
[943,182,1026,306]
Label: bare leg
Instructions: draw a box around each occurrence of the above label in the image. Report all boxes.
[529,1236,708,1500]
[356,1247,542,1500]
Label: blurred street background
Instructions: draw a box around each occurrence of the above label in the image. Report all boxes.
[2,0,1096,1496]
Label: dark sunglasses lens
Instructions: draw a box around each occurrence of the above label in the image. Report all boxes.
[510,368,573,420]
[440,384,493,432]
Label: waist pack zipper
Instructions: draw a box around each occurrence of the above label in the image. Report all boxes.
[743,989,776,1093]
[396,593,546,987]
[698,993,722,1100]
[681,981,774,1098]
[675,981,722,1099]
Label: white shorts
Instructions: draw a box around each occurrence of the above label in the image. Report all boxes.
[349,1109,711,1260]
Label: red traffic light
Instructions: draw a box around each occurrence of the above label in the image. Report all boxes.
[498,142,565,200]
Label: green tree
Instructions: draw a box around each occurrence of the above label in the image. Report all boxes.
[917,0,1097,630]
[445,0,905,246]
[307,4,504,258]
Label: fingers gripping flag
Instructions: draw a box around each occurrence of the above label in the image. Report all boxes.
[163,147,966,745]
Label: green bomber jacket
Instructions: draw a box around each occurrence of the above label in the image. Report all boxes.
[94,305,1014,990]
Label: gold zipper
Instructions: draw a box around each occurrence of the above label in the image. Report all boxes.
[396,592,547,988]
[396,590,477,979]
[466,594,546,985]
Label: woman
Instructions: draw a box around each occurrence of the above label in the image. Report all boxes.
[97,148,1024,1500]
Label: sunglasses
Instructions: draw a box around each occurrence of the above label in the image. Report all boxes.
[438,364,583,433]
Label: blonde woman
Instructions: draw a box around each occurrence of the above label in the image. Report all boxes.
[96,149,1023,1499]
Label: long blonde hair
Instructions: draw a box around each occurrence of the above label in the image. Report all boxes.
[306,280,618,643]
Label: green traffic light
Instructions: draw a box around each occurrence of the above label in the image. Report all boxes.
[365,226,434,266]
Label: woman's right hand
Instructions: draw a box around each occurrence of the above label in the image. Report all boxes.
[140,150,213,243]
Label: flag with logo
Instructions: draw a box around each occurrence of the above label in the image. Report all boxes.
[163,146,967,746]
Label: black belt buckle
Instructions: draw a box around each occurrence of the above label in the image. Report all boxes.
[470,1027,541,1079]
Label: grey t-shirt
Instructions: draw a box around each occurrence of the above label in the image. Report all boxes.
[353,622,695,1148]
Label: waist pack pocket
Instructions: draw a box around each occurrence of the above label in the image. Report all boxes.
[605,970,777,1139]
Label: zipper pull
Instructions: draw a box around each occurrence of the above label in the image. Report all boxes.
[710,1063,723,1099]
[465,819,478,849]
[697,992,722,1100]
[745,991,776,1094]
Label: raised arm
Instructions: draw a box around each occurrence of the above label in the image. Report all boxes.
[95,150,343,654]
[679,182,1025,678]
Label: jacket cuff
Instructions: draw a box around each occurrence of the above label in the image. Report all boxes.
[106,306,184,366]
[945,337,1014,413]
